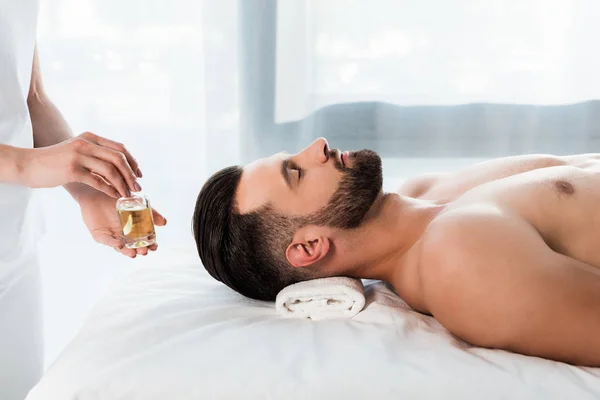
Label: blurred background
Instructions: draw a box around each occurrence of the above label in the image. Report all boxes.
[36,0,600,368]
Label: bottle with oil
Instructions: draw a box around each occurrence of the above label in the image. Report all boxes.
[116,192,157,249]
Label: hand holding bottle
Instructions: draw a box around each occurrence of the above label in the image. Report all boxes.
[18,131,142,198]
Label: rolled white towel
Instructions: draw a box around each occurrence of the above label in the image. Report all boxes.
[275,277,366,320]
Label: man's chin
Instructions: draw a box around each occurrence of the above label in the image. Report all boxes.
[349,189,384,227]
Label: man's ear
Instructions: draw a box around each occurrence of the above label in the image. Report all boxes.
[285,229,331,268]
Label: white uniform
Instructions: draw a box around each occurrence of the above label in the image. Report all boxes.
[0,1,44,399]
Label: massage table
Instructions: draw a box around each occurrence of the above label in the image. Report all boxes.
[26,246,600,399]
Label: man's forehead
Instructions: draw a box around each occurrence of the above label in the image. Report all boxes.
[235,155,281,214]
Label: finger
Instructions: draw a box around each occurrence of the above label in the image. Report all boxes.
[136,247,149,256]
[78,170,120,198]
[81,132,142,178]
[148,244,158,251]
[81,156,130,198]
[93,146,140,194]
[95,233,124,249]
[151,208,167,226]
[119,247,137,258]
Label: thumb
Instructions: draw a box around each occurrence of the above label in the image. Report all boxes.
[95,233,124,249]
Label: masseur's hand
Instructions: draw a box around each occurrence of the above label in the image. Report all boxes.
[75,184,167,257]
[20,131,142,198]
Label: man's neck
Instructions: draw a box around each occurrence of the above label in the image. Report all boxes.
[337,192,444,283]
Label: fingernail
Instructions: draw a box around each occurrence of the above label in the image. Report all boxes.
[134,182,142,192]
[137,169,143,178]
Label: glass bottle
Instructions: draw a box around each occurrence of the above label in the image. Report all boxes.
[115,192,157,249]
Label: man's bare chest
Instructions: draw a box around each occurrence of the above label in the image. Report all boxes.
[443,165,600,268]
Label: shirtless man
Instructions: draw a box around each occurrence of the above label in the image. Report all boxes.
[193,138,600,367]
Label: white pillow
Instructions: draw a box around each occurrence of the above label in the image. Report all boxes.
[27,246,600,400]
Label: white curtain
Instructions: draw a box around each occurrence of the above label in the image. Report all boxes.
[36,0,600,368]
[277,0,600,122]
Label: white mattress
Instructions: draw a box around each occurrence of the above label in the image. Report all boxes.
[27,247,600,400]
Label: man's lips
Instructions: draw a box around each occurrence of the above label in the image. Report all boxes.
[341,151,349,167]
[330,148,350,168]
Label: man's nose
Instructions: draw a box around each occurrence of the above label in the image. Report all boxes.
[297,137,329,164]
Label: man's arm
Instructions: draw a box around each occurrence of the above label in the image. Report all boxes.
[421,209,600,367]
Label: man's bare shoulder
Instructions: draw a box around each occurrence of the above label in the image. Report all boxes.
[414,204,600,365]
[419,204,529,265]
[416,206,544,314]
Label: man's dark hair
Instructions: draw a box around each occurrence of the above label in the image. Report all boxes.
[192,166,315,301]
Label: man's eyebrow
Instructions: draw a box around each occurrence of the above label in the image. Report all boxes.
[281,159,291,188]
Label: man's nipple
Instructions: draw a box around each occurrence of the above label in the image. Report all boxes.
[554,180,575,196]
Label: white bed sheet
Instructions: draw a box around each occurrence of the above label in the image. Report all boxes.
[27,247,600,400]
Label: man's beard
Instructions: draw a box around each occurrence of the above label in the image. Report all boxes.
[308,149,383,229]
